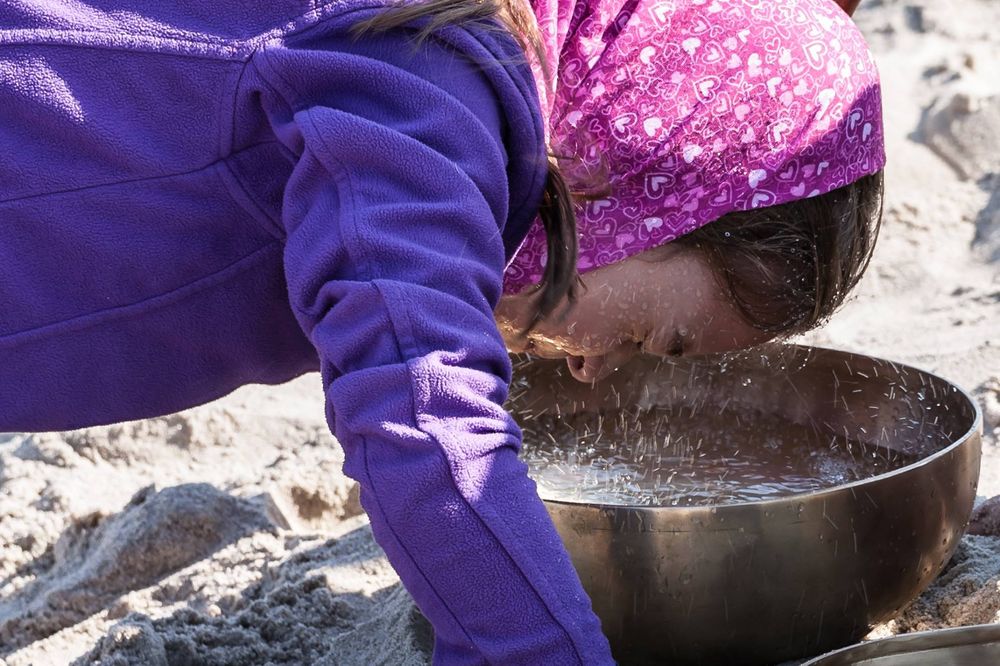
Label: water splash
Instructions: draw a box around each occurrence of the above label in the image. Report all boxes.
[520,404,922,507]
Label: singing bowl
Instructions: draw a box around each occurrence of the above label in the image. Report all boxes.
[508,346,982,665]
[802,624,1000,664]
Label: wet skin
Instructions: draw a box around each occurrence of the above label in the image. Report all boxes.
[495,244,775,383]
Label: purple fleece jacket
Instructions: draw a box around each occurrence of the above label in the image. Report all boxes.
[0,1,613,663]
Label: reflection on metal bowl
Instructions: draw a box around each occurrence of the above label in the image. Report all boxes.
[802,623,1000,665]
[508,346,982,665]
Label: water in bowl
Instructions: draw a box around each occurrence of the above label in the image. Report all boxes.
[520,404,922,506]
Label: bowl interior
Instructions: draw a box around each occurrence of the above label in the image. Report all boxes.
[510,345,978,508]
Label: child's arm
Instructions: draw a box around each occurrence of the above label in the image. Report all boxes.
[251,22,614,665]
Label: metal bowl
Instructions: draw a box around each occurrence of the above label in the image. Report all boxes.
[802,624,1000,664]
[508,346,982,665]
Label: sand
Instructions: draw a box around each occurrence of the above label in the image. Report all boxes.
[2,0,999,663]
[0,384,435,665]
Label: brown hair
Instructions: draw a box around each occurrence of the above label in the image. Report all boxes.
[678,170,885,336]
[353,0,580,327]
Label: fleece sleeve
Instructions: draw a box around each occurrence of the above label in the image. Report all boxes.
[251,23,615,666]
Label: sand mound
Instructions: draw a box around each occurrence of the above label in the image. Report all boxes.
[75,526,430,666]
[0,484,274,652]
[917,92,1000,182]
[974,174,1000,263]
[880,536,1000,633]
[0,378,400,665]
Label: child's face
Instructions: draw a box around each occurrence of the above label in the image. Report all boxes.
[495,244,774,383]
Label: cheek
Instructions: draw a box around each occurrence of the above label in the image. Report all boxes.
[691,310,773,354]
[527,304,633,354]
[573,294,644,342]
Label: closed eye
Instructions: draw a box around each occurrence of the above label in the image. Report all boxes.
[640,331,685,358]
[666,331,685,357]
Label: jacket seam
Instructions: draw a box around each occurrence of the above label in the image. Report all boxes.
[216,158,286,241]
[0,241,281,349]
[355,427,484,658]
[0,7,315,57]
[0,145,275,206]
[0,29,251,61]
[254,46,375,285]
[395,296,580,664]
[213,52,291,240]
[349,283,483,657]
[0,2,397,61]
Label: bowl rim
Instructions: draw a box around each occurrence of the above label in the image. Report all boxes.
[801,623,1000,664]
[533,346,984,511]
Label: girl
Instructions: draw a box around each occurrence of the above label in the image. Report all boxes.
[493,0,885,383]
[0,1,883,664]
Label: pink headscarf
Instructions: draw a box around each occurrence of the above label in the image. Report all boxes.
[503,0,886,293]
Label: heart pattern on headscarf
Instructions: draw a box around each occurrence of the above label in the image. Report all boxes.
[504,0,886,293]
